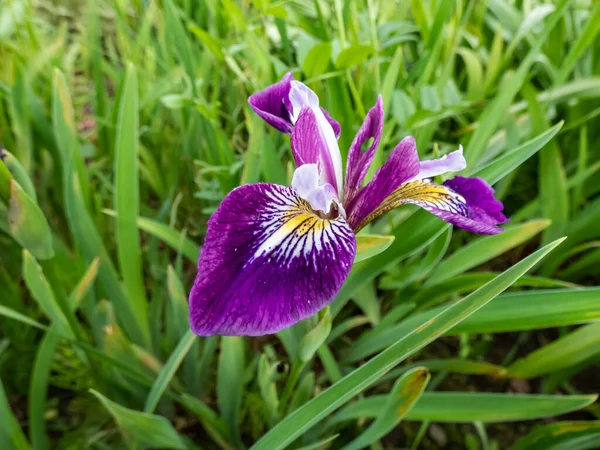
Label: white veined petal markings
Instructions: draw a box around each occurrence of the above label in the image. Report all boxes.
[246,185,354,269]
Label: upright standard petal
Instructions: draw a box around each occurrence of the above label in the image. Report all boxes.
[189,183,356,336]
[248,72,294,133]
[291,108,341,193]
[363,177,507,235]
[343,96,384,206]
[289,81,344,197]
[345,136,420,231]
[413,146,467,181]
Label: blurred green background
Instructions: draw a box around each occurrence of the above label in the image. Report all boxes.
[1,0,600,448]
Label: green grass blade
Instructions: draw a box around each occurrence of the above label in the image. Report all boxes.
[330,393,597,424]
[347,288,599,362]
[512,421,600,450]
[507,322,600,379]
[218,337,245,448]
[22,250,71,337]
[250,239,565,450]
[144,330,196,414]
[8,180,54,260]
[332,211,448,315]
[28,328,60,450]
[464,0,569,165]
[426,220,551,286]
[341,368,430,450]
[0,376,30,450]
[555,2,600,84]
[103,209,199,262]
[470,122,563,184]
[114,63,149,339]
[90,389,186,449]
[354,234,395,263]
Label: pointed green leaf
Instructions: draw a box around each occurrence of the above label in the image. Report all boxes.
[90,390,186,449]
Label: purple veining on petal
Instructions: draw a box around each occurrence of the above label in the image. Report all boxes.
[343,96,384,207]
[289,81,344,196]
[345,136,420,230]
[248,72,294,134]
[291,107,340,193]
[413,146,467,181]
[189,183,356,336]
[443,176,508,229]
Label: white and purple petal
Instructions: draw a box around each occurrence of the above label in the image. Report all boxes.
[345,136,420,231]
[289,81,344,196]
[189,183,356,336]
[291,164,343,217]
[343,96,384,206]
[412,146,467,181]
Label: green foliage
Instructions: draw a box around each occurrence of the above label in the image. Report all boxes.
[0,1,599,449]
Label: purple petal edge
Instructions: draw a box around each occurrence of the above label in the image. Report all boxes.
[421,176,508,235]
[344,96,384,206]
[248,72,294,134]
[346,136,420,230]
[189,183,356,336]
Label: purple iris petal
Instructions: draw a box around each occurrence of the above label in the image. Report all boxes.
[321,107,341,138]
[441,176,508,233]
[291,108,341,192]
[189,183,356,336]
[248,72,294,134]
[248,73,341,138]
[345,136,420,230]
[343,96,384,206]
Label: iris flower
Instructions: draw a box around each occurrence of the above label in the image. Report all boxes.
[189,73,507,336]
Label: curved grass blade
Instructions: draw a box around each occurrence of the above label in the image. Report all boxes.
[103,209,199,262]
[512,420,600,450]
[470,122,563,184]
[250,239,565,450]
[0,376,30,450]
[507,322,600,379]
[341,368,430,450]
[29,328,60,450]
[114,63,148,336]
[426,220,551,286]
[90,390,186,449]
[354,234,395,263]
[346,287,599,362]
[329,393,597,425]
[144,330,196,414]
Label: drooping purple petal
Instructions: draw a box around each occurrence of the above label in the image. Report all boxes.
[345,136,420,231]
[248,72,294,134]
[291,108,341,193]
[413,146,466,181]
[442,176,508,231]
[343,96,384,206]
[248,74,342,139]
[369,177,507,235]
[189,183,356,336]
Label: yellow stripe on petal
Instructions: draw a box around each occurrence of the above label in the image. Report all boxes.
[355,180,468,232]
